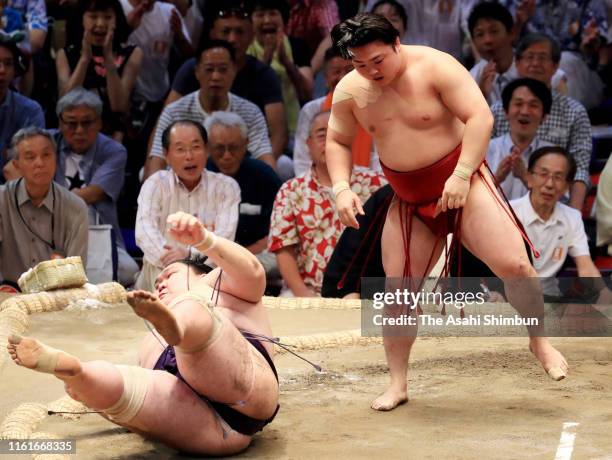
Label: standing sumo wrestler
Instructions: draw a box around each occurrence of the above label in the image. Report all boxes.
[326,13,568,411]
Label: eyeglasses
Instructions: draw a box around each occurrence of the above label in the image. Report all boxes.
[59,115,98,131]
[520,53,553,64]
[530,169,567,184]
[217,7,250,19]
[209,143,244,155]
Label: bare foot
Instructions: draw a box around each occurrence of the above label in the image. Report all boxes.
[529,337,569,381]
[371,386,408,411]
[127,290,183,346]
[7,335,82,377]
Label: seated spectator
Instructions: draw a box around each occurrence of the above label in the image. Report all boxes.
[491,33,592,210]
[120,0,193,121]
[510,146,610,299]
[268,111,385,297]
[0,34,43,181]
[166,3,287,161]
[204,111,282,280]
[487,78,552,200]
[286,0,339,60]
[468,2,519,104]
[135,119,240,291]
[294,47,357,176]
[248,0,313,138]
[56,0,143,141]
[52,87,139,286]
[468,2,567,104]
[4,0,47,54]
[0,128,88,287]
[501,0,607,109]
[144,40,275,179]
[596,154,612,256]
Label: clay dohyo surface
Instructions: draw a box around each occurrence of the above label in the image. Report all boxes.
[1,306,611,459]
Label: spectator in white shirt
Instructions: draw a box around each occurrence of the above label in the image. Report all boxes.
[135,119,240,291]
[487,78,552,200]
[511,146,610,299]
[143,40,274,180]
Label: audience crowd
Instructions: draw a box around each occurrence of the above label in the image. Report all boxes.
[0,0,610,296]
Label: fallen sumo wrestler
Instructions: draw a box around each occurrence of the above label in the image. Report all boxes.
[7,211,281,456]
[326,13,569,411]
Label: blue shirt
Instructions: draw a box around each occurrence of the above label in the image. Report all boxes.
[52,130,127,247]
[207,157,282,247]
[0,90,45,178]
[6,0,48,31]
[487,133,552,201]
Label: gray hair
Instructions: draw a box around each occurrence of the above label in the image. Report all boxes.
[309,109,331,134]
[8,127,57,160]
[203,111,248,141]
[56,87,103,117]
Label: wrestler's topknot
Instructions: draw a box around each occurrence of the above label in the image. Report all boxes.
[179,256,214,275]
[331,13,400,60]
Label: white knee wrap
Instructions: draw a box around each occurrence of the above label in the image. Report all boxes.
[105,365,151,423]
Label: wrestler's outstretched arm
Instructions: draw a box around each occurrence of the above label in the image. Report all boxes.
[166,212,266,303]
[327,97,365,229]
[432,50,494,213]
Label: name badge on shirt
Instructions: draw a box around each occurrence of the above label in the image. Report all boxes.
[552,246,564,262]
[240,203,262,215]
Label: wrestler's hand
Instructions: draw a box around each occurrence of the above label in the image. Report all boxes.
[337,190,365,229]
[166,211,207,247]
[437,174,470,215]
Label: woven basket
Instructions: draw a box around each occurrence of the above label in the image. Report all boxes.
[17,257,88,293]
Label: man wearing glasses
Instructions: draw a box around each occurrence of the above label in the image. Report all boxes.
[204,111,282,286]
[52,87,139,287]
[490,33,593,211]
[510,146,610,299]
[0,127,88,289]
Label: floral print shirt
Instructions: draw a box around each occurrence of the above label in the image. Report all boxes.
[268,168,386,292]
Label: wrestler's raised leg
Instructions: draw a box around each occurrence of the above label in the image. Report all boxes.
[373,201,445,411]
[127,290,278,421]
[6,335,251,455]
[460,169,568,380]
[127,290,182,345]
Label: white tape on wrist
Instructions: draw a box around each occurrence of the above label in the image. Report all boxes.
[195,230,217,253]
[332,181,351,199]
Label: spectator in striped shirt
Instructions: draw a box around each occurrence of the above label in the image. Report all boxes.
[143,39,274,180]
[490,33,593,211]
[135,119,240,291]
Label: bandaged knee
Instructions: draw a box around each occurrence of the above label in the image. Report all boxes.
[105,365,152,424]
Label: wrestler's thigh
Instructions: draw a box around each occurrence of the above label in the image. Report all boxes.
[461,170,533,278]
[176,315,279,419]
[381,199,444,278]
[126,370,251,456]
